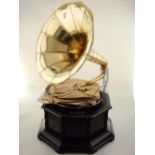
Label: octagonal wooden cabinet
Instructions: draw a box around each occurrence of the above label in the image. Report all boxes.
[38,92,114,153]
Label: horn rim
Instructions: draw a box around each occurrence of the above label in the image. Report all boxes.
[36,1,94,84]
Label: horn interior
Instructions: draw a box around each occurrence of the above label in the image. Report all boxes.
[37,1,93,83]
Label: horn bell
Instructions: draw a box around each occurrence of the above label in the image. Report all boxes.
[37,1,94,84]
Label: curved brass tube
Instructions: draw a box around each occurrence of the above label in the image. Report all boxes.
[80,51,108,86]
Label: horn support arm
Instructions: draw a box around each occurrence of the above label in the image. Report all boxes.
[81,51,108,86]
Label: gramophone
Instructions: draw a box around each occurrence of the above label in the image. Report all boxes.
[37,1,114,153]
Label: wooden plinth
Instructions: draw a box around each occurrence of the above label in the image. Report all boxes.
[38,92,115,153]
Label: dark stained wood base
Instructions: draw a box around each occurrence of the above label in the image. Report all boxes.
[38,92,115,153]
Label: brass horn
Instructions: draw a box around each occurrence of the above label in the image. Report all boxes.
[37,1,107,85]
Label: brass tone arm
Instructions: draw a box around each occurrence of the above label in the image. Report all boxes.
[81,51,108,86]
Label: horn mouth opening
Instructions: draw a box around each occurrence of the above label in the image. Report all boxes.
[37,1,94,84]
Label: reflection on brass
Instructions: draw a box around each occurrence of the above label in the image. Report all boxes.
[37,1,107,85]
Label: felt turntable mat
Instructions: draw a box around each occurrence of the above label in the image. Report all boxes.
[39,78,101,106]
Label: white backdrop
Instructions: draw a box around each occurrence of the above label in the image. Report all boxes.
[20,0,134,155]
